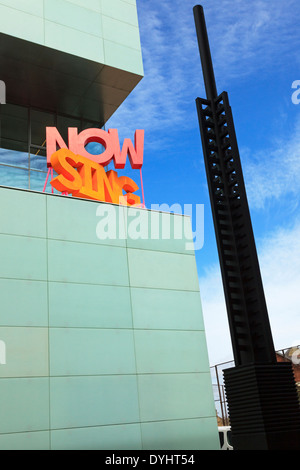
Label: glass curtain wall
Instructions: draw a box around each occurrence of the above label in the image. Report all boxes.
[0,104,104,194]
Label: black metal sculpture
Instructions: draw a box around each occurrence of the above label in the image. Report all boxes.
[194,4,300,450]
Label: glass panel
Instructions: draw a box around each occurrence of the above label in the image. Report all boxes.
[0,164,28,189]
[30,169,60,194]
[0,104,28,146]
[81,119,102,131]
[57,115,81,142]
[30,150,48,171]
[30,109,55,147]
[0,147,29,169]
[0,103,29,169]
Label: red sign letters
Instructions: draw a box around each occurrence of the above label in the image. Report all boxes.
[46,127,145,206]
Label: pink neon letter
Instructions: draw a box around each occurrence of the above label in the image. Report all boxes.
[46,127,144,170]
[46,127,68,167]
[72,128,114,166]
[109,129,144,169]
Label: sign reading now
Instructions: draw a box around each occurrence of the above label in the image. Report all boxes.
[46,127,144,169]
[46,127,144,206]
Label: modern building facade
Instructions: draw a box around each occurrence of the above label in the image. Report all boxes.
[0,0,220,450]
[0,0,144,191]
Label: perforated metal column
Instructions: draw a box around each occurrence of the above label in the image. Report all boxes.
[196,93,275,367]
[194,4,300,449]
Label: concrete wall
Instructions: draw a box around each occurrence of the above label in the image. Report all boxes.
[0,186,219,450]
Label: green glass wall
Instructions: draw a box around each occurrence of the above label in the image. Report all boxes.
[0,186,219,450]
[0,103,106,192]
[0,0,143,74]
[0,0,144,124]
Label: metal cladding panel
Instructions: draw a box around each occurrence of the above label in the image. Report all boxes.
[0,0,143,123]
[0,187,219,450]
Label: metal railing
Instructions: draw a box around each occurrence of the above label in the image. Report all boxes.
[211,345,300,426]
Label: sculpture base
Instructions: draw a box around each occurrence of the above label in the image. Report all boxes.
[224,362,300,450]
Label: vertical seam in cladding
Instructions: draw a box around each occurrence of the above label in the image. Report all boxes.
[45,195,51,449]
[99,0,106,64]
[123,206,143,449]
[43,0,46,45]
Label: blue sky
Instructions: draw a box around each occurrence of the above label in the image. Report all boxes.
[107,0,300,365]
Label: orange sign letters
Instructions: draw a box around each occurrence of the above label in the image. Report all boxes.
[46,127,144,206]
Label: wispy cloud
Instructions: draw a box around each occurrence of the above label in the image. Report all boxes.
[242,115,300,210]
[199,221,300,366]
[107,1,197,136]
[108,0,300,140]
[204,0,300,81]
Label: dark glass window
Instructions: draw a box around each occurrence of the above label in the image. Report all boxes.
[0,104,28,150]
[0,104,103,193]
[57,115,81,143]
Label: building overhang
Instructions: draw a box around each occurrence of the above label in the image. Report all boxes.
[0,32,143,125]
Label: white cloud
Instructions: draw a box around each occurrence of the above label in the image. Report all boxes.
[108,0,300,140]
[199,263,233,367]
[243,115,300,210]
[203,0,300,81]
[259,222,300,349]
[199,221,300,366]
